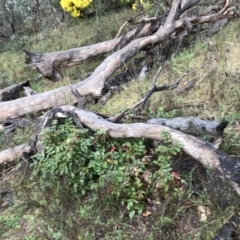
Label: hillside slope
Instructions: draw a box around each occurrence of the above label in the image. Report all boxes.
[0,5,240,240]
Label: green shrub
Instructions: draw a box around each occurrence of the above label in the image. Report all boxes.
[32,118,182,218]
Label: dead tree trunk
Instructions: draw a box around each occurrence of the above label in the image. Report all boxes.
[23,22,159,81]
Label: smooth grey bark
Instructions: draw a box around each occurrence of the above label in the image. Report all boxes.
[147,117,228,137]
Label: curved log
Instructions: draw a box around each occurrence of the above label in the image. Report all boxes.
[55,106,240,196]
[1,105,240,197]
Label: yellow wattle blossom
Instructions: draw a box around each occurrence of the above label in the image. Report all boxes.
[132,0,152,11]
[60,0,92,17]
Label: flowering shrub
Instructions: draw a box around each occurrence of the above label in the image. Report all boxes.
[132,0,153,11]
[59,0,156,18]
[60,0,92,17]
[120,0,155,11]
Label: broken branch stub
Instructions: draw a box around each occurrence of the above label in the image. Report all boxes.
[0,144,31,164]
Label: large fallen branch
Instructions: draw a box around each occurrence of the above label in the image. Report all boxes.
[44,106,240,196]
[23,20,160,81]
[0,144,31,164]
[1,105,240,196]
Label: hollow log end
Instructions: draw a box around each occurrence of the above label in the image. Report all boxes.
[23,80,31,87]
[216,120,229,134]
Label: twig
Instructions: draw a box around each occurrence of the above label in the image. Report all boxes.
[138,56,216,112]
[175,78,197,95]
[115,13,145,39]
[152,63,166,85]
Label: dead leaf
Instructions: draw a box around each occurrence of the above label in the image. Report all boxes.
[143,211,152,217]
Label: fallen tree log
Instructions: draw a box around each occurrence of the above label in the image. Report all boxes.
[1,105,240,196]
[23,38,122,81]
[41,106,240,196]
[0,84,77,121]
[23,20,160,81]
